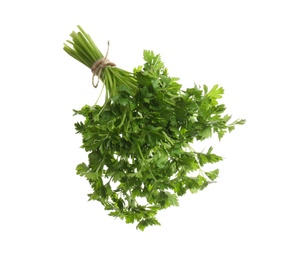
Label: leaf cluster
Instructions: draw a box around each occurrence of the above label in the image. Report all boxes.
[73,50,245,230]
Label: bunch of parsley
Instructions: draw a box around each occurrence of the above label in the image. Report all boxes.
[64,26,245,230]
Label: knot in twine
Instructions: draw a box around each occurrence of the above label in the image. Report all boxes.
[91,41,116,88]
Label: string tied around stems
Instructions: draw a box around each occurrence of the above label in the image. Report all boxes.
[91,41,116,88]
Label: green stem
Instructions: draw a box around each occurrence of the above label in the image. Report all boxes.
[162,131,174,145]
[137,144,145,160]
[64,26,139,103]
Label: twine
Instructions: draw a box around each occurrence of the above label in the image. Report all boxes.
[91,41,116,88]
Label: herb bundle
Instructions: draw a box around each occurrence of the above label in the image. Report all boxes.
[64,26,245,230]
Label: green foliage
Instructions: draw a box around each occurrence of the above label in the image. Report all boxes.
[65,27,245,231]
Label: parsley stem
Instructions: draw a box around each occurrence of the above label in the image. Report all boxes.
[118,110,127,128]
[94,83,105,105]
[64,26,138,103]
[162,131,174,145]
[137,144,145,160]
[164,99,175,106]
[137,145,157,181]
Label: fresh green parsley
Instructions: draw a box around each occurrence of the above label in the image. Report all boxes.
[64,26,245,231]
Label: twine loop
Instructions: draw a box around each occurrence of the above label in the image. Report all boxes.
[91,41,116,88]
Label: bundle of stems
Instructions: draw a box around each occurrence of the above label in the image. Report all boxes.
[63,25,138,99]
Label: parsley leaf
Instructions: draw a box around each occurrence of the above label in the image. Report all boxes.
[64,26,245,230]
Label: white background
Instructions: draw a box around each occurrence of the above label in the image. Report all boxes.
[1,0,291,259]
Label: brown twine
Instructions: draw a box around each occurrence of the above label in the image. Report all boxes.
[91,41,116,88]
